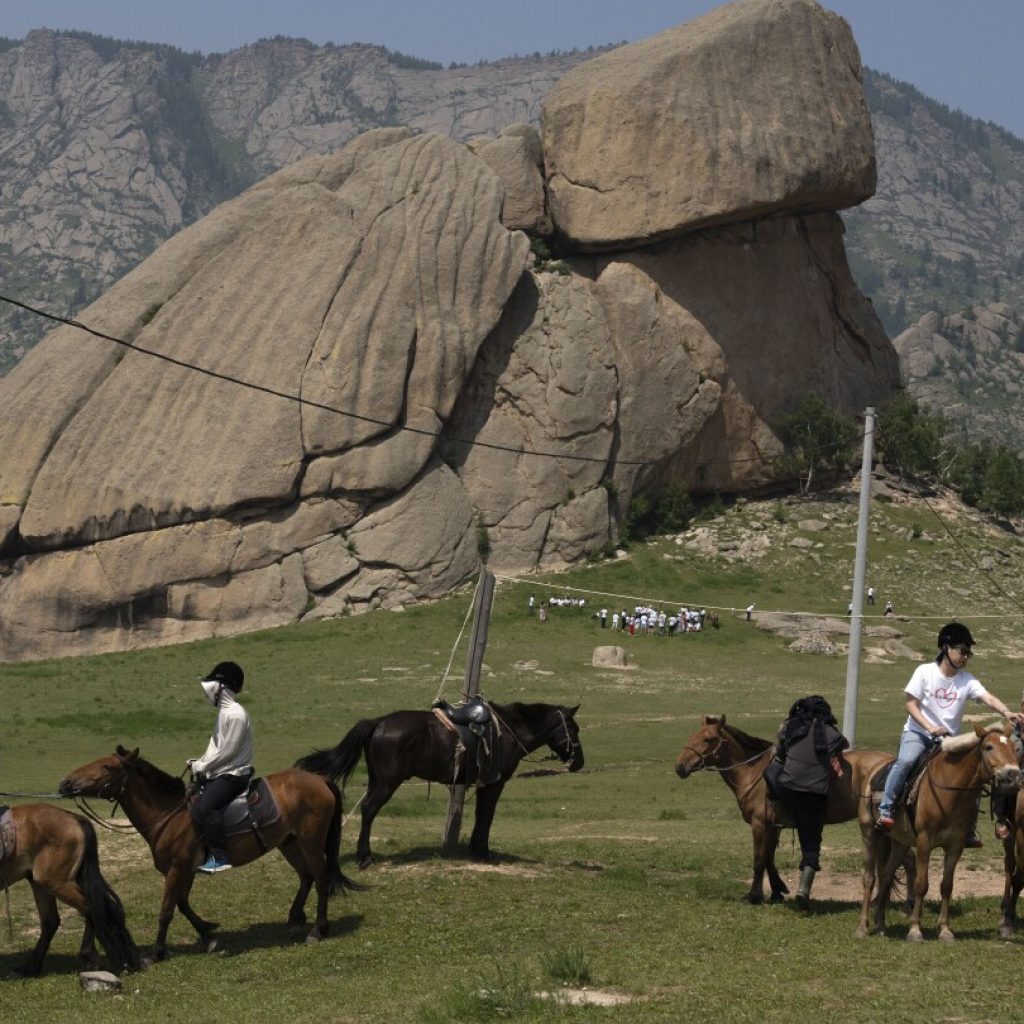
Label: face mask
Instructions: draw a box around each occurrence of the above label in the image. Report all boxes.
[200,680,222,706]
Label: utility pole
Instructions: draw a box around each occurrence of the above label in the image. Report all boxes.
[842,407,875,748]
[443,569,495,850]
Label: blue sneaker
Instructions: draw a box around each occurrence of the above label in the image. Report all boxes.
[198,855,232,874]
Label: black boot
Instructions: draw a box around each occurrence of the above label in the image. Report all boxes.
[796,866,816,910]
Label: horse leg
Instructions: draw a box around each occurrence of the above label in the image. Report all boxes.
[855,828,881,939]
[764,827,789,902]
[936,845,961,943]
[469,782,506,859]
[999,832,1022,938]
[172,872,218,951]
[15,882,60,977]
[356,778,400,869]
[151,868,191,961]
[78,916,101,969]
[278,837,314,929]
[744,821,771,904]
[904,837,931,942]
[873,842,907,937]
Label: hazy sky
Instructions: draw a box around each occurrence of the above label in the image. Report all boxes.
[3,1,1022,139]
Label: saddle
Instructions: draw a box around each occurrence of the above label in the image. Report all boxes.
[869,742,943,824]
[192,778,281,848]
[432,698,502,786]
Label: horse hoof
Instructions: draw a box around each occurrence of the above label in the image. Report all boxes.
[288,915,307,929]
[1000,924,1015,940]
[907,930,923,943]
[769,892,785,904]
[203,938,218,954]
[305,933,321,945]
[742,893,764,905]
[13,962,40,978]
[357,856,372,870]
[938,930,955,944]
[853,927,868,940]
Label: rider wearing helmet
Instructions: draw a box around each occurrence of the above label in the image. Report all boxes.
[876,623,1022,844]
[187,661,254,873]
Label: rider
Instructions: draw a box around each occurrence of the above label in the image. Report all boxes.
[188,661,254,874]
[876,623,1022,846]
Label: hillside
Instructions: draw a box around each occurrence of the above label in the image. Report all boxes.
[1,27,1023,448]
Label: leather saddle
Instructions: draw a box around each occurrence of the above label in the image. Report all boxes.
[868,743,942,823]
[221,778,280,839]
[432,698,501,785]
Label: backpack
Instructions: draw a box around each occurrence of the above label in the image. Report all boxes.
[777,695,837,759]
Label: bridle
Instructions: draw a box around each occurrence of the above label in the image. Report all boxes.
[679,731,771,774]
[549,708,582,765]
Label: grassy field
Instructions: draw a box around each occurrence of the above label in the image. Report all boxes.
[2,489,1023,1022]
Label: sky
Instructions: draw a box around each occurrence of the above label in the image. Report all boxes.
[2,1,1022,139]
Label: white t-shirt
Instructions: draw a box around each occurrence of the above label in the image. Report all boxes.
[902,661,988,737]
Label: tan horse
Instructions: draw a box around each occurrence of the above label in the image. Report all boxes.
[858,723,1021,941]
[0,803,140,976]
[674,715,894,903]
[58,746,361,961]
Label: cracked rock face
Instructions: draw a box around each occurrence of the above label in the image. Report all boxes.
[0,5,900,662]
[542,0,876,250]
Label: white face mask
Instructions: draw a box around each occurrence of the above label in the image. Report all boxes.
[200,680,222,706]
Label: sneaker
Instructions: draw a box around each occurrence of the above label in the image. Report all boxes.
[198,855,232,874]
[996,820,1012,841]
[964,832,983,849]
[876,814,895,832]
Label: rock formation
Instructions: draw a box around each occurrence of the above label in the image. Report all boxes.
[0,0,900,661]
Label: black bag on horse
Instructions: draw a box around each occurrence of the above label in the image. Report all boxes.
[766,695,845,800]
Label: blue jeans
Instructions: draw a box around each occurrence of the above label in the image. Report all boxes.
[879,728,933,818]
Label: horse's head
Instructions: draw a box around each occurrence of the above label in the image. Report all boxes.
[548,705,584,772]
[675,715,728,778]
[975,723,1022,793]
[59,745,139,800]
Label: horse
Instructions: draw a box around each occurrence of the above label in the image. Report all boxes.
[858,723,1021,941]
[58,747,361,961]
[0,803,141,977]
[296,701,583,867]
[999,788,1024,938]
[674,715,895,904]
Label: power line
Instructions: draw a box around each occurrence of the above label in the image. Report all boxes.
[0,292,872,472]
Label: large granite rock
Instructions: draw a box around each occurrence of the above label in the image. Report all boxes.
[542,0,875,249]
[0,5,899,661]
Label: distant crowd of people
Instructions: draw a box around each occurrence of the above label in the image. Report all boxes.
[528,593,716,634]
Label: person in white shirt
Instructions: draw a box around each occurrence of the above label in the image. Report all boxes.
[876,623,1021,847]
[188,661,254,873]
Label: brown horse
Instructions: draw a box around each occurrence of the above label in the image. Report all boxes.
[58,747,361,960]
[674,715,894,904]
[0,803,140,977]
[998,786,1024,938]
[859,723,1021,941]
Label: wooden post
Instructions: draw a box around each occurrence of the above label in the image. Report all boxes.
[442,569,495,850]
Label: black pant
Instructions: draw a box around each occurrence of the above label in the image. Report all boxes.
[190,773,249,858]
[777,786,828,871]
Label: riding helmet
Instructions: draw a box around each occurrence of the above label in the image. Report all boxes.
[937,622,975,650]
[202,660,245,692]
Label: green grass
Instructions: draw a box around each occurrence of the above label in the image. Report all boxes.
[2,489,1023,1021]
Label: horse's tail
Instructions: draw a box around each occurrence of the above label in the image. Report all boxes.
[295,717,381,789]
[325,779,366,896]
[75,816,142,974]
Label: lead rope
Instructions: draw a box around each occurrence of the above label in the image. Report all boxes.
[434,599,475,706]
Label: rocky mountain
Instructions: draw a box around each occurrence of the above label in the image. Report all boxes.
[2,13,1023,379]
[0,0,900,661]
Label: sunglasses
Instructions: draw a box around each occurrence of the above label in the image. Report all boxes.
[951,645,972,657]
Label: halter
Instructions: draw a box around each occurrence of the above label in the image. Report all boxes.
[550,708,582,765]
[678,732,772,773]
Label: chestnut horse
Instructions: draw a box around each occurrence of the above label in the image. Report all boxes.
[296,701,583,867]
[0,803,140,977]
[674,715,894,903]
[999,787,1024,938]
[58,747,361,960]
[860,723,1021,941]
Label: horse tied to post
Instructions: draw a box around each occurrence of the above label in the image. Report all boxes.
[859,723,1021,941]
[0,803,141,977]
[296,701,583,867]
[58,746,361,960]
[674,715,894,903]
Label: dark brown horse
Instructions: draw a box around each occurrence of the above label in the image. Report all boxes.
[296,702,583,867]
[999,787,1024,938]
[860,724,1021,941]
[674,715,894,904]
[58,747,361,960]
[0,803,140,977]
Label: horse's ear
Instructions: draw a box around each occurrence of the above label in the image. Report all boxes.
[975,724,986,738]
[127,747,140,761]
[568,704,580,717]
[116,744,128,756]
[701,714,724,726]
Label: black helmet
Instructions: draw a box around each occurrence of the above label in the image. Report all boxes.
[202,661,244,692]
[937,623,975,651]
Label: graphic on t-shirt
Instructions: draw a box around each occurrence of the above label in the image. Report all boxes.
[933,687,958,708]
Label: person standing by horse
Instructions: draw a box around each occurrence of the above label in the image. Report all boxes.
[188,660,254,873]
[770,695,849,908]
[876,622,1022,845]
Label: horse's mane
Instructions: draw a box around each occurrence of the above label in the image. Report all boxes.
[723,723,774,753]
[132,755,187,797]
